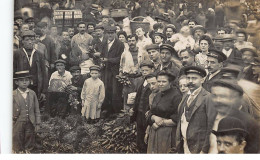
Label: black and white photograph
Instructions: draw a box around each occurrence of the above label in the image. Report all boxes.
[8,0,260,154]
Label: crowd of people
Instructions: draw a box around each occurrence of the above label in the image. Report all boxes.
[13,0,260,154]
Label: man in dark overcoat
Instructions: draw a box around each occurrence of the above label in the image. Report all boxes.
[100,26,124,116]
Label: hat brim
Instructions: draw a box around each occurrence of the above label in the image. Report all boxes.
[212,128,249,136]
[13,75,32,80]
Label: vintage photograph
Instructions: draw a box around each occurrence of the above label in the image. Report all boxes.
[12,0,260,154]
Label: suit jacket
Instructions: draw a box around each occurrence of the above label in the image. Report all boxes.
[176,88,216,153]
[13,89,41,126]
[101,38,124,76]
[131,77,151,123]
[41,35,57,66]
[13,48,48,96]
[203,71,222,91]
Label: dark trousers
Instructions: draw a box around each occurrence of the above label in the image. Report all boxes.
[13,120,35,152]
[136,111,147,153]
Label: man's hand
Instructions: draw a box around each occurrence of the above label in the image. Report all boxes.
[151,115,164,124]
[156,120,165,127]
[152,123,159,130]
[35,125,40,132]
[67,85,78,91]
[39,93,46,102]
[144,134,148,144]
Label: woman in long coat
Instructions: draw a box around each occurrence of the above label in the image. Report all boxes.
[146,71,182,153]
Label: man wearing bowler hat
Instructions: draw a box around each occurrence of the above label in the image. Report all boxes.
[212,117,248,154]
[100,26,125,116]
[209,79,260,153]
[176,66,215,153]
[203,49,227,91]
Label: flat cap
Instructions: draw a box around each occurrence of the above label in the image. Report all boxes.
[220,66,241,79]
[69,66,81,72]
[210,79,243,96]
[192,25,207,34]
[89,65,101,71]
[21,30,36,38]
[145,44,160,51]
[165,24,177,33]
[14,15,23,20]
[160,44,177,56]
[207,49,227,62]
[140,60,154,68]
[155,15,169,22]
[37,21,47,28]
[95,24,104,30]
[54,59,66,65]
[240,46,258,57]
[105,26,117,32]
[153,32,166,39]
[13,70,32,80]
[222,34,235,42]
[213,35,224,42]
[25,17,34,23]
[212,117,248,136]
[184,66,207,77]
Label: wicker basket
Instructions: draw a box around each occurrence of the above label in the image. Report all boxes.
[130,16,150,34]
[110,8,128,18]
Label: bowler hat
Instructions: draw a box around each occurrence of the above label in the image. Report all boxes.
[95,24,104,30]
[210,79,243,96]
[105,26,117,33]
[89,65,101,71]
[192,25,207,35]
[165,24,177,33]
[13,70,32,80]
[207,49,227,62]
[184,66,207,77]
[222,34,235,42]
[153,32,166,40]
[212,117,248,136]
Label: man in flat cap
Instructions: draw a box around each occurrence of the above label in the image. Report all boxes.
[240,46,259,83]
[91,25,107,53]
[209,79,260,153]
[158,44,180,80]
[164,24,177,45]
[37,22,57,77]
[145,44,161,74]
[13,30,47,102]
[99,25,124,116]
[176,66,215,154]
[203,49,227,91]
[193,25,207,52]
[212,117,248,154]
[221,34,241,61]
[25,17,35,31]
[130,60,155,153]
[71,21,94,75]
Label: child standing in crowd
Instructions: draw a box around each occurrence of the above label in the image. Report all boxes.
[13,71,41,152]
[81,65,105,123]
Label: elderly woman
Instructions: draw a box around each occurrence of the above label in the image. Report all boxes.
[195,35,214,68]
[146,70,182,153]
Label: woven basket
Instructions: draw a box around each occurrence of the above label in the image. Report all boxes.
[130,16,150,34]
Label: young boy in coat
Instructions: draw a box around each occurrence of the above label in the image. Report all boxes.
[13,70,41,152]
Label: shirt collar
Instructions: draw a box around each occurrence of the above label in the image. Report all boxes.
[40,34,46,41]
[209,69,221,80]
[129,47,138,52]
[187,86,202,96]
[108,38,115,44]
[18,88,29,94]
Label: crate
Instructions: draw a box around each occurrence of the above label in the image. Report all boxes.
[53,10,82,27]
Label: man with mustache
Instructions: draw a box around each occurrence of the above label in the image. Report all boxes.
[212,117,248,154]
[71,21,94,74]
[164,24,177,46]
[179,48,196,67]
[176,66,215,153]
[240,46,259,83]
[209,79,260,153]
[203,49,227,91]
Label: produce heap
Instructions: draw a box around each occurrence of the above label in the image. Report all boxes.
[32,111,138,153]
